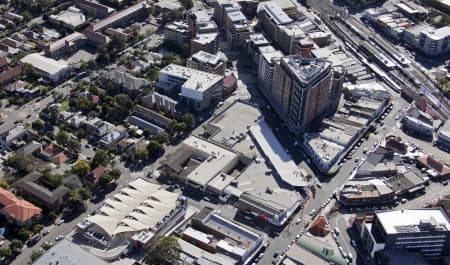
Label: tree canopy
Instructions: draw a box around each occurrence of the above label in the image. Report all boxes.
[144,236,180,265]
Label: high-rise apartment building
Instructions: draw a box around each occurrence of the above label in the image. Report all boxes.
[267,55,342,134]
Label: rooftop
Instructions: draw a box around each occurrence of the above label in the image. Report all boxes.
[46,32,85,53]
[190,51,222,67]
[33,239,109,265]
[0,188,41,223]
[49,7,86,27]
[20,53,69,75]
[91,2,147,32]
[249,119,307,187]
[376,208,450,234]
[182,136,238,187]
[282,55,331,86]
[86,178,179,238]
[160,64,223,93]
[263,1,293,25]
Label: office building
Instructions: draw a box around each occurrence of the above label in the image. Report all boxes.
[187,50,225,75]
[270,55,339,134]
[157,64,223,111]
[361,208,450,260]
[417,26,450,56]
[188,9,219,54]
[225,9,251,48]
[214,0,240,28]
[246,33,271,64]
[164,21,192,53]
[214,0,251,48]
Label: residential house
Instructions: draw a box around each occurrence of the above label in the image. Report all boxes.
[40,143,68,164]
[0,188,42,227]
[93,121,115,137]
[85,166,111,188]
[99,127,127,147]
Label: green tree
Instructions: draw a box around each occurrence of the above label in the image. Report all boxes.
[108,33,127,53]
[181,113,195,128]
[98,173,113,186]
[67,190,85,211]
[96,45,110,64]
[0,180,8,189]
[18,228,31,241]
[155,132,169,144]
[56,130,70,146]
[77,187,92,201]
[91,150,110,168]
[144,235,180,265]
[6,155,30,175]
[42,171,63,188]
[9,239,23,253]
[147,140,163,158]
[71,160,91,178]
[32,224,44,234]
[180,0,193,10]
[32,119,45,131]
[30,250,43,261]
[67,138,81,152]
[0,248,12,258]
[21,11,32,22]
[175,122,187,132]
[135,148,149,161]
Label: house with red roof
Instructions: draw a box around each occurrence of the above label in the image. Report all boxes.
[0,188,42,227]
[85,166,111,188]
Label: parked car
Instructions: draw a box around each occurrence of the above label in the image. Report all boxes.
[55,235,64,241]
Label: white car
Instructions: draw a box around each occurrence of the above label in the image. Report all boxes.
[296,218,301,225]
[55,235,64,241]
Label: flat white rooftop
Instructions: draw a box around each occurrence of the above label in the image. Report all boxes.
[376,208,450,234]
[249,119,307,187]
[160,64,223,93]
[182,136,238,187]
[21,53,69,75]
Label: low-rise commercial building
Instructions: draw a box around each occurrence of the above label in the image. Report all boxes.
[191,207,266,264]
[339,180,395,207]
[78,178,182,246]
[20,53,71,82]
[361,208,450,260]
[33,239,110,265]
[157,64,223,111]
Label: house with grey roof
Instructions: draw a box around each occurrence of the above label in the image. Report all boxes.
[99,69,151,96]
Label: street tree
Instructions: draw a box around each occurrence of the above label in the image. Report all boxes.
[72,160,91,178]
[144,235,180,265]
[31,119,45,131]
[56,130,70,146]
[91,150,110,168]
[147,140,163,158]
